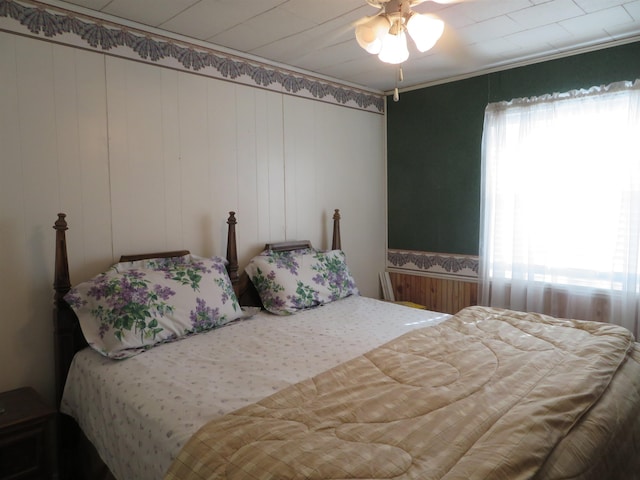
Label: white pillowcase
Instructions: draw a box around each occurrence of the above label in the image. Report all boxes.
[245,248,359,315]
[65,255,242,359]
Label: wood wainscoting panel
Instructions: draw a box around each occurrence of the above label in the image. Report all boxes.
[388,272,478,314]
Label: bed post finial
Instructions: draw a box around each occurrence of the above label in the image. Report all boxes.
[332,209,341,251]
[226,212,239,286]
[53,213,71,301]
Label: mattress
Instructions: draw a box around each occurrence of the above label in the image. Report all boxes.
[60,295,449,480]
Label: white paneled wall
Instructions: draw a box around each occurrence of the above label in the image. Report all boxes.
[0,32,385,403]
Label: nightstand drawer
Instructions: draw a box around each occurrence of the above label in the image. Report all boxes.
[0,427,44,479]
[0,388,54,480]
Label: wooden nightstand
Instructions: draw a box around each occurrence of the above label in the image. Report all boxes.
[0,387,55,480]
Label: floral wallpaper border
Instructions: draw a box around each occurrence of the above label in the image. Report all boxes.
[387,249,479,280]
[0,0,384,113]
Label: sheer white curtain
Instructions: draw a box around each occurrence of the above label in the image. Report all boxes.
[479,80,640,338]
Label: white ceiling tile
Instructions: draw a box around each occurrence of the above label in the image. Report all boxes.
[469,37,526,62]
[458,15,523,44]
[505,22,574,48]
[508,0,586,29]
[560,6,634,35]
[434,5,481,29]
[548,33,606,50]
[63,0,111,10]
[249,12,363,64]
[432,24,474,59]
[294,40,362,70]
[240,8,317,49]
[404,55,474,84]
[208,23,267,53]
[282,0,365,24]
[605,17,640,37]
[312,54,376,77]
[326,5,382,29]
[452,0,533,23]
[325,59,396,90]
[103,0,200,27]
[159,0,284,39]
[574,0,632,13]
[290,26,357,59]
[249,31,316,64]
[624,1,640,20]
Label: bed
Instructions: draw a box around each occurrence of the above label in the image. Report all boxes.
[52,211,640,480]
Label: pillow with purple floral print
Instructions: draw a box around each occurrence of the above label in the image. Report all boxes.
[64,254,242,359]
[245,248,359,315]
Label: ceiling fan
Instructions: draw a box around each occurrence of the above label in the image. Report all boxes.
[354,0,457,65]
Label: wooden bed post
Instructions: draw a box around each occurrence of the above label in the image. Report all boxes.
[332,209,341,250]
[52,213,89,410]
[226,212,239,287]
[53,213,76,408]
[53,214,71,301]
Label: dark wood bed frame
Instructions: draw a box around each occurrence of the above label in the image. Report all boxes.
[52,208,342,479]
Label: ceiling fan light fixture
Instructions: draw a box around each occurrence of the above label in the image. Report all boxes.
[356,31,383,54]
[406,13,444,52]
[378,29,409,64]
[355,15,391,54]
[355,0,446,67]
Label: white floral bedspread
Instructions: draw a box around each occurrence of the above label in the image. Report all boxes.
[60,295,449,480]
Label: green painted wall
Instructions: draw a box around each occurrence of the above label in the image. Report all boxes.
[387,41,640,256]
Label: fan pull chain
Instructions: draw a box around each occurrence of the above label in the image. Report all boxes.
[393,65,404,102]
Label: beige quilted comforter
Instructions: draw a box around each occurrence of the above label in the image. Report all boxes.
[165,306,640,480]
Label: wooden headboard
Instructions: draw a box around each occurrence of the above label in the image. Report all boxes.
[52,209,342,406]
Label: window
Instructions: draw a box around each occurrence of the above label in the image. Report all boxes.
[479,80,640,337]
